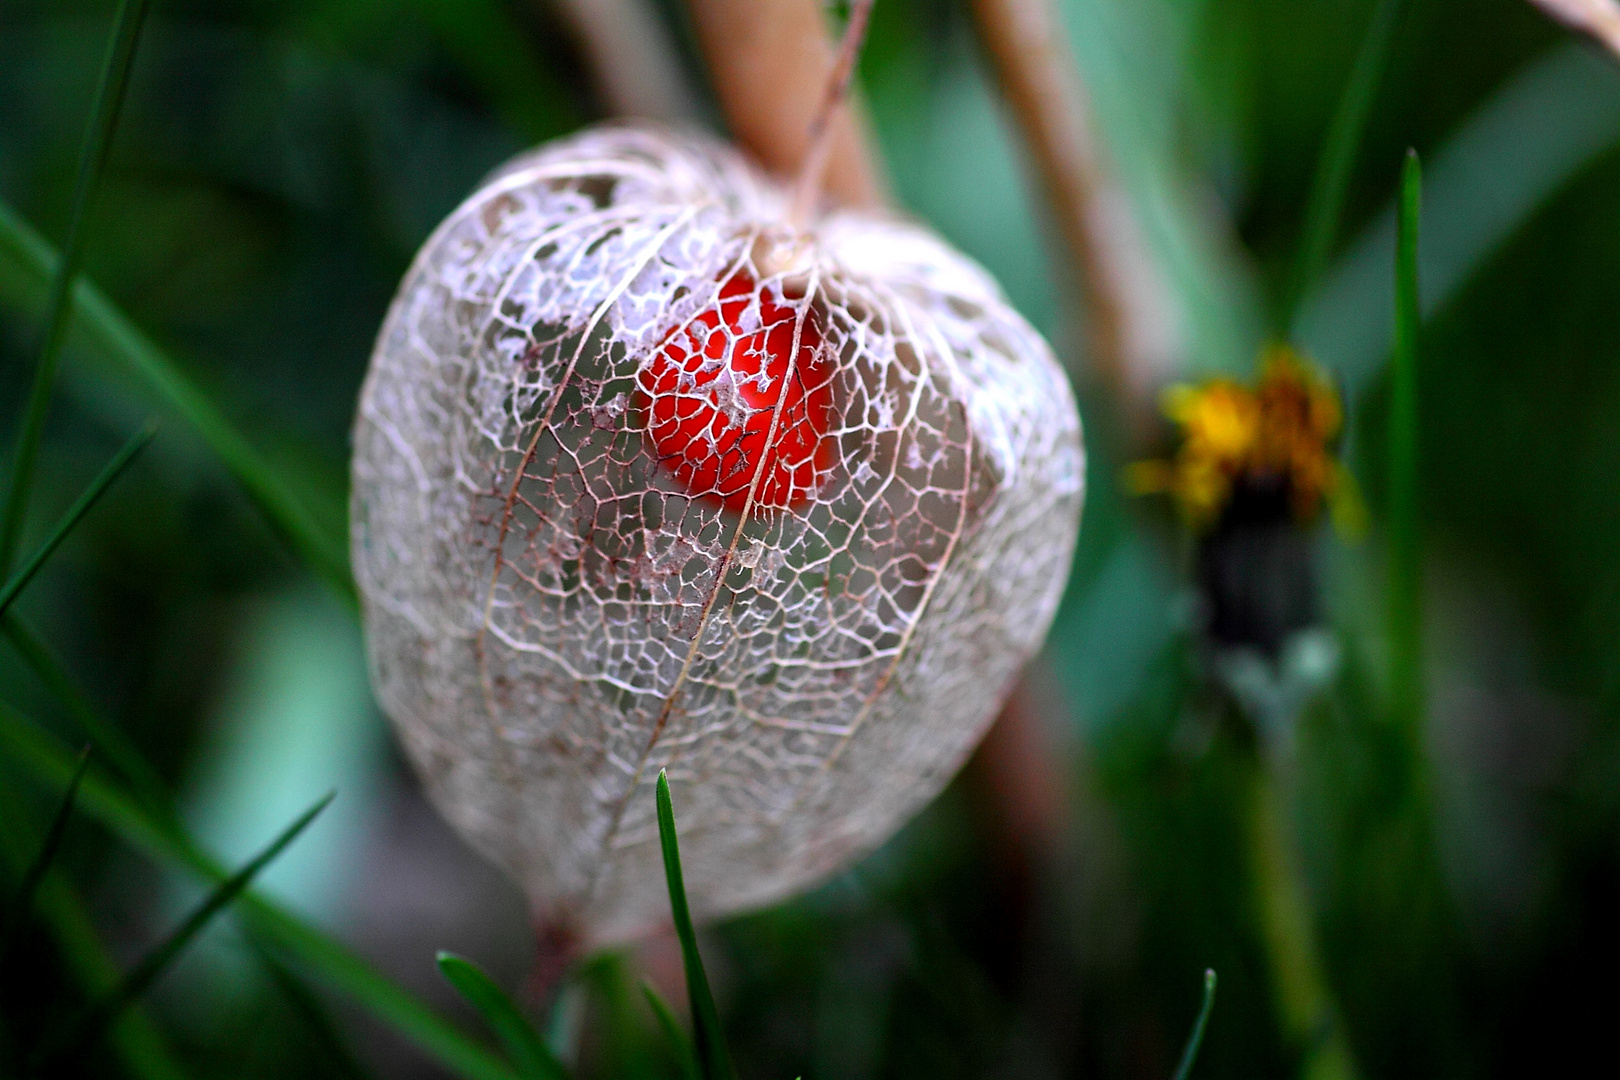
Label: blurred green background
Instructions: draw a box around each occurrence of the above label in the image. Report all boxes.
[3,0,1620,1077]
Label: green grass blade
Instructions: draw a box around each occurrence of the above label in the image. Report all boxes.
[0,787,188,1080]
[234,912,521,1080]
[1389,150,1423,729]
[2,613,173,816]
[0,421,155,622]
[244,899,514,1080]
[437,952,571,1080]
[1297,43,1620,395]
[0,744,91,961]
[641,980,702,1080]
[0,200,356,611]
[0,0,151,576]
[0,700,518,1080]
[1169,969,1217,1080]
[257,943,378,1080]
[654,770,735,1080]
[1286,0,1401,326]
[31,792,335,1071]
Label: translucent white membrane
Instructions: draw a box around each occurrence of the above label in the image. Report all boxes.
[352,123,1084,944]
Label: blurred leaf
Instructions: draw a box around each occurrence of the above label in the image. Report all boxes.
[1389,149,1422,729]
[258,944,378,1080]
[0,199,356,609]
[180,587,381,920]
[1046,529,1179,738]
[0,0,150,574]
[0,420,155,621]
[1062,0,1264,376]
[30,791,334,1071]
[407,0,582,141]
[1,613,172,816]
[437,952,570,1080]
[655,770,736,1080]
[1286,0,1401,325]
[1170,969,1217,1080]
[0,786,188,1080]
[0,744,91,961]
[4,612,370,1075]
[641,979,702,1080]
[238,880,517,1080]
[1297,42,1620,398]
[0,702,518,1080]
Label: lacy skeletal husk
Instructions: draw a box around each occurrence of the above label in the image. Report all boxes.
[351,122,1084,944]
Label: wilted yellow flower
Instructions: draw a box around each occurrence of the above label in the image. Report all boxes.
[1129,344,1363,534]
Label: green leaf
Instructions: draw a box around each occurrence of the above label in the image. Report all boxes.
[1169,969,1217,1080]
[1286,0,1402,326]
[0,786,188,1080]
[641,980,702,1080]
[0,421,155,622]
[0,199,357,611]
[654,770,736,1080]
[1,621,364,1080]
[0,744,91,961]
[2,612,173,816]
[0,700,518,1080]
[257,944,378,1080]
[407,0,580,142]
[1389,150,1423,729]
[245,892,517,1080]
[30,791,335,1071]
[437,952,571,1080]
[0,0,151,574]
[1297,43,1620,397]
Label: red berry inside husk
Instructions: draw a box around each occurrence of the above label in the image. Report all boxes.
[637,272,835,513]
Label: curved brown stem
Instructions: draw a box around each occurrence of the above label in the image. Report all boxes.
[791,0,878,221]
[549,0,701,120]
[526,916,585,1006]
[685,0,888,207]
[969,0,1172,421]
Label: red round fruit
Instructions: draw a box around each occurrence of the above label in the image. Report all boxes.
[637,272,835,513]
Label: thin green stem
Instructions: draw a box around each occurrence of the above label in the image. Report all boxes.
[0,785,188,1080]
[641,981,702,1080]
[0,700,518,1080]
[1286,0,1402,330]
[3,613,173,815]
[0,422,156,622]
[0,620,346,1080]
[0,0,151,574]
[655,770,736,1080]
[0,745,91,962]
[30,792,335,1072]
[1389,150,1423,730]
[437,952,570,1080]
[1248,765,1358,1080]
[257,945,378,1080]
[1169,969,1218,1080]
[0,200,357,611]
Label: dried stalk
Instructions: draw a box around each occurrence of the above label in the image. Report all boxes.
[684,0,887,207]
[1529,0,1620,60]
[973,678,1072,854]
[791,0,877,221]
[550,0,700,120]
[969,0,1174,414]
